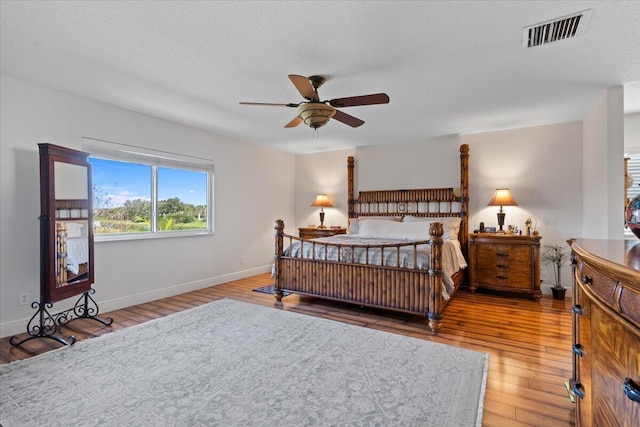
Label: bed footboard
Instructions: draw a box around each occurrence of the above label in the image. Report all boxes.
[273,219,445,332]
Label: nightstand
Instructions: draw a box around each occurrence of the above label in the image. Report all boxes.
[468,233,542,300]
[298,227,346,239]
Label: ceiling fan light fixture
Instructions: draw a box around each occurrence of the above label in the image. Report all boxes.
[240,74,388,130]
[296,103,336,129]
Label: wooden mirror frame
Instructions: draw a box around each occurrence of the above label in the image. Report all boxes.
[10,144,111,347]
[39,143,94,303]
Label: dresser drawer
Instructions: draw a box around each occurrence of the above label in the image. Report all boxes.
[578,258,640,328]
[590,302,640,426]
[578,261,618,307]
[475,244,534,287]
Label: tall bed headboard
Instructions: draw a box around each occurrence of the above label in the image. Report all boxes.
[347,143,469,252]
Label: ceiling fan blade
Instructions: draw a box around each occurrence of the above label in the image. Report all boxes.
[239,102,298,107]
[332,110,365,128]
[289,75,319,102]
[329,93,390,108]
[284,116,303,128]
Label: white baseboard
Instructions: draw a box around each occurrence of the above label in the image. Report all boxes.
[0,265,271,339]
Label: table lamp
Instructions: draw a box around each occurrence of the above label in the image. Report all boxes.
[311,194,332,229]
[487,188,517,234]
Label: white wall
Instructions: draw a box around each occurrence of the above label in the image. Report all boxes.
[626,112,640,149]
[582,87,625,239]
[0,76,295,337]
[293,134,460,231]
[294,90,628,292]
[356,135,461,190]
[295,148,355,232]
[296,123,584,292]
[462,122,583,290]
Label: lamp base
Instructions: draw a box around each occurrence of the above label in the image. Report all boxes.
[318,211,326,229]
[497,211,506,233]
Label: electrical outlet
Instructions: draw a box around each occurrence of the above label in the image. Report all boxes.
[19,293,29,305]
[239,256,245,265]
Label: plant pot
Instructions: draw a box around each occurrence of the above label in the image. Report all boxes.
[551,287,567,300]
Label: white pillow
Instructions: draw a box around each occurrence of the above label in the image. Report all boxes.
[348,216,401,235]
[402,216,461,240]
[65,222,84,238]
[358,220,432,240]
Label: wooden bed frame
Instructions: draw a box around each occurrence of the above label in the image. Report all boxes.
[273,144,469,332]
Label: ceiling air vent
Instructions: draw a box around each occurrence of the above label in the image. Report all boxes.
[523,9,590,49]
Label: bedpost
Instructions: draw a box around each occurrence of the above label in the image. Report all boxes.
[347,156,355,219]
[56,222,68,285]
[273,219,285,302]
[459,144,469,258]
[427,222,444,332]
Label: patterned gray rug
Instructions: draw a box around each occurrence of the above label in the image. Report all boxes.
[0,299,488,426]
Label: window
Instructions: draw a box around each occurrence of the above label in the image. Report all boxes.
[83,138,214,240]
[628,153,640,201]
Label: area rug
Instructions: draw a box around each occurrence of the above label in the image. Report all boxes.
[0,299,488,427]
[252,283,291,296]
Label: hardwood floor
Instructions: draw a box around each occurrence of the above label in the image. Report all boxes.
[1,273,575,426]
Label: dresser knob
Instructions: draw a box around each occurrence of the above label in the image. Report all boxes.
[572,383,585,399]
[623,378,640,403]
[581,276,593,285]
[572,305,583,315]
[496,275,509,280]
[572,344,584,357]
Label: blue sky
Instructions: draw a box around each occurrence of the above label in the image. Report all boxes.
[90,157,207,207]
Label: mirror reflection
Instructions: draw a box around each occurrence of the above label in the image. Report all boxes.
[55,220,90,286]
[53,162,90,286]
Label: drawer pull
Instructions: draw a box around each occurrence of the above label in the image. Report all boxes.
[572,383,585,399]
[623,378,640,403]
[496,275,509,280]
[572,305,583,315]
[581,275,592,285]
[496,264,509,268]
[572,344,584,357]
[496,253,509,257]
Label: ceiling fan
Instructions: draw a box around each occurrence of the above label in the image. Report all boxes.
[240,75,390,129]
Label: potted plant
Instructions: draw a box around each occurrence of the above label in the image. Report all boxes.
[542,244,570,299]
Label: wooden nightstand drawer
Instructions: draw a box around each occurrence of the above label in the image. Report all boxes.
[298,227,346,239]
[468,233,541,300]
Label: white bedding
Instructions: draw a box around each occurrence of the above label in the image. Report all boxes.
[66,237,88,275]
[283,234,467,300]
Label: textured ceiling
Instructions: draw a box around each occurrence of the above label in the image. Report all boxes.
[1,1,639,154]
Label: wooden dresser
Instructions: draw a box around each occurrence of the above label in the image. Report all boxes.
[468,233,542,300]
[569,239,640,427]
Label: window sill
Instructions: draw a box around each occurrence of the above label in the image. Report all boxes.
[95,229,213,243]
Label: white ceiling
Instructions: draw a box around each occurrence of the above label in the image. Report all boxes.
[1,1,639,154]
